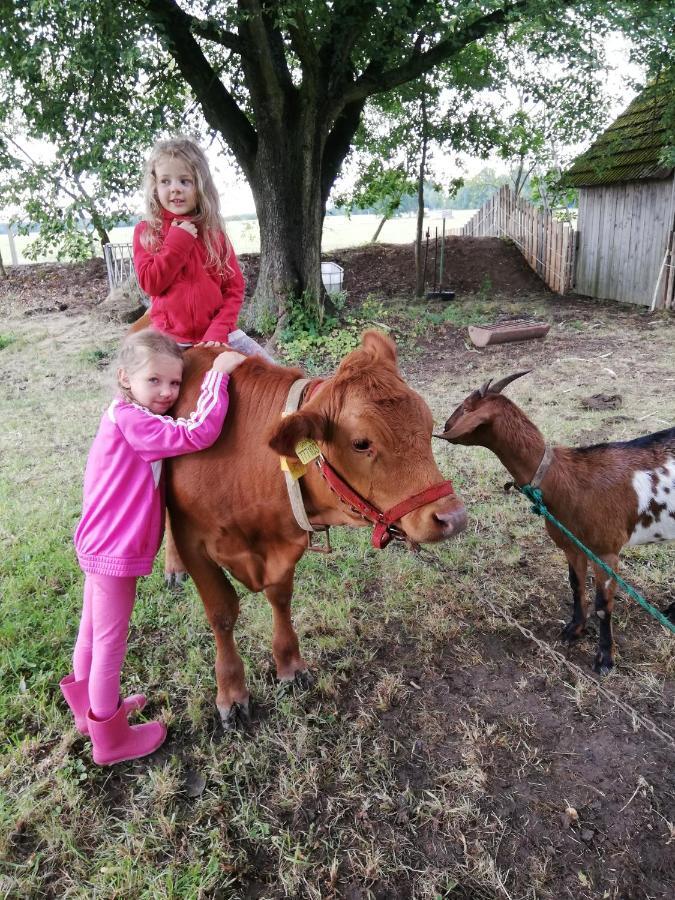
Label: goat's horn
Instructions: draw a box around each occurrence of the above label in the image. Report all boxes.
[488,370,531,395]
[478,379,493,397]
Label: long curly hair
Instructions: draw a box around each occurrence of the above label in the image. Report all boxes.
[140,136,232,274]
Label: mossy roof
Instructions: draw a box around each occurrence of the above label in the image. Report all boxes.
[566,83,674,187]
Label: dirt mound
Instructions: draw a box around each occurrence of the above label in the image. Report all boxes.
[0,257,108,316]
[0,236,546,319]
[239,236,548,301]
[331,236,549,298]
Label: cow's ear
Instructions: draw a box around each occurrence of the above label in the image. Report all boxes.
[268,410,326,458]
[361,329,397,366]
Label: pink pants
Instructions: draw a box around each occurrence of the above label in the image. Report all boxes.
[72,573,136,720]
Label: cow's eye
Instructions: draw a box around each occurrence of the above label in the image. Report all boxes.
[352,438,371,452]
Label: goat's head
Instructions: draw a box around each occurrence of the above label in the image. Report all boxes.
[434,371,530,444]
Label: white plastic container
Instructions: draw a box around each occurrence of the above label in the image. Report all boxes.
[321,261,344,295]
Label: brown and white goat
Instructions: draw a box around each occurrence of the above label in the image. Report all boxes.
[436,372,675,673]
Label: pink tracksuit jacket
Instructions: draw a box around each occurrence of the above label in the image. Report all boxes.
[74,369,229,577]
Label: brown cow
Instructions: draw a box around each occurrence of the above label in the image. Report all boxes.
[167,330,467,725]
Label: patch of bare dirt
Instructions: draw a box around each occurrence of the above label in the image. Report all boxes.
[581,393,623,410]
[0,257,108,317]
[241,237,550,301]
[352,627,675,899]
[330,236,550,298]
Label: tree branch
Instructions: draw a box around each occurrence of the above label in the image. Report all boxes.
[188,16,243,53]
[137,0,257,175]
[320,0,380,93]
[286,4,320,82]
[237,0,293,125]
[344,0,573,103]
[2,132,83,206]
[321,97,367,205]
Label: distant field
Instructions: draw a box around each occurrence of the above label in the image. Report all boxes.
[0,210,477,264]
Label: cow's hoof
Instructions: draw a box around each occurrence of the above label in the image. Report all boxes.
[165,571,189,590]
[561,621,585,643]
[277,669,314,694]
[219,699,251,730]
[593,652,614,676]
[292,669,314,690]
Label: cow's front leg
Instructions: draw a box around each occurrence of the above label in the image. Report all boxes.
[164,513,188,588]
[177,537,250,727]
[264,573,311,687]
[592,556,619,675]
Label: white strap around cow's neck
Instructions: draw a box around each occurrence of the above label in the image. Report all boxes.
[282,378,315,532]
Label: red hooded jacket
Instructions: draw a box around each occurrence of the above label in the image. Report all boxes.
[133,208,245,344]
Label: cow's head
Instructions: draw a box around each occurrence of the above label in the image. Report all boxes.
[269,330,466,544]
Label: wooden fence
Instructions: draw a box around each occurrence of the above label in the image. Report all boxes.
[460,185,576,294]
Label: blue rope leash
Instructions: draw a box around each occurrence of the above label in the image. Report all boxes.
[518,484,675,635]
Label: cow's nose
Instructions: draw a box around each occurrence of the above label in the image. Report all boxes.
[433,505,467,535]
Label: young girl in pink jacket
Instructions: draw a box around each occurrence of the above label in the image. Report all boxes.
[60,330,245,766]
[133,136,271,359]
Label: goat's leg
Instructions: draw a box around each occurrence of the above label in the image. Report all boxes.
[264,572,311,688]
[592,555,619,675]
[164,512,188,588]
[561,551,589,642]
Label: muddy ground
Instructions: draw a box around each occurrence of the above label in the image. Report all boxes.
[1,237,674,899]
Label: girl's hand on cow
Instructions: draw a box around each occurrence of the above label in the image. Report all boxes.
[211,350,247,374]
[195,340,227,348]
[172,220,198,238]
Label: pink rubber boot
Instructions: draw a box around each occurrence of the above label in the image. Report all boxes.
[86,704,166,765]
[59,674,146,735]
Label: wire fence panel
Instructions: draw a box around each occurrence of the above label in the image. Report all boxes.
[102,242,140,292]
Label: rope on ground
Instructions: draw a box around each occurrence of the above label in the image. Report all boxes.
[415,547,675,752]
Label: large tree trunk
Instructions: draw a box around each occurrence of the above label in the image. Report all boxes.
[239,97,365,337]
[245,138,325,335]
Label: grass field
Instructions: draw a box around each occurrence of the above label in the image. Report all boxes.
[1,277,674,898]
[0,211,476,264]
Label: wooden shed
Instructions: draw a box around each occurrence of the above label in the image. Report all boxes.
[566,83,675,308]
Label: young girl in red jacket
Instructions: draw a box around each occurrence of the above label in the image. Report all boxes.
[133,136,270,357]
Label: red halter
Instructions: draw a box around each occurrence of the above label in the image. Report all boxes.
[313,455,455,549]
[300,379,456,549]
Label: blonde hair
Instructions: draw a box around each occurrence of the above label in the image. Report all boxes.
[140,136,232,273]
[116,329,183,402]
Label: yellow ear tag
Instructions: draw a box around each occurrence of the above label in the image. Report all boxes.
[295,438,321,465]
[280,455,307,481]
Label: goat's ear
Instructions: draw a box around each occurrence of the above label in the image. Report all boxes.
[268,410,326,458]
[435,403,493,443]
